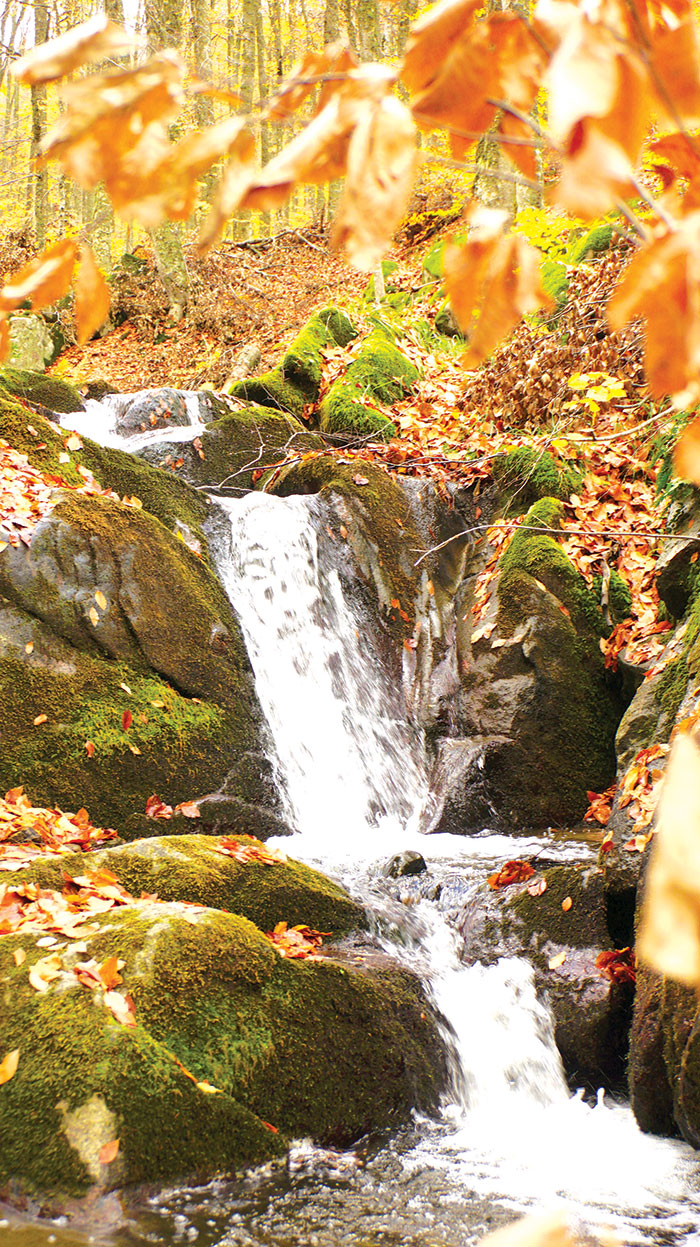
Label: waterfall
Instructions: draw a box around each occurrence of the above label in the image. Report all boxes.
[210,486,700,1239]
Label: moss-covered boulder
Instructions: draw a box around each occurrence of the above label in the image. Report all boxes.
[318,329,418,442]
[137,401,323,492]
[629,953,700,1145]
[19,834,365,936]
[0,884,446,1204]
[0,367,83,414]
[429,497,624,832]
[495,863,633,1088]
[0,430,280,831]
[492,447,583,512]
[228,308,357,417]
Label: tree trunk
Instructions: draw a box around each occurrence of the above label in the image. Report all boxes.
[30,0,50,247]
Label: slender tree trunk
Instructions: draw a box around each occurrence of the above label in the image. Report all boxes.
[30,0,49,246]
[324,0,340,42]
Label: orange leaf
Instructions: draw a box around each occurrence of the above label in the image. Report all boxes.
[174,800,200,818]
[0,1049,19,1085]
[562,896,573,912]
[85,740,95,758]
[74,244,111,345]
[99,1137,120,1164]
[121,709,132,731]
[145,794,173,819]
[11,14,139,85]
[487,859,535,889]
[0,239,79,314]
[33,714,48,726]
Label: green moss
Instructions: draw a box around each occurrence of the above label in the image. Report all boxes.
[499,497,607,638]
[363,261,400,301]
[655,656,690,736]
[270,455,422,638]
[227,369,306,418]
[0,900,445,1198]
[227,309,358,416]
[0,368,82,414]
[318,331,417,441]
[0,921,286,1199]
[567,223,615,264]
[496,497,621,816]
[684,588,700,678]
[504,864,609,952]
[0,652,239,828]
[0,387,210,547]
[19,835,365,937]
[492,448,583,512]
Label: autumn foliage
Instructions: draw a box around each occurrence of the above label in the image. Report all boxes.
[6,0,700,442]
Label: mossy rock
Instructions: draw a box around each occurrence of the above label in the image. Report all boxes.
[318,331,418,441]
[228,308,358,415]
[492,448,583,513]
[137,402,323,493]
[540,258,569,304]
[0,387,210,546]
[434,302,463,339]
[0,897,446,1202]
[567,223,615,264]
[498,863,632,1087]
[0,367,83,414]
[19,835,365,937]
[451,496,624,829]
[269,456,428,639]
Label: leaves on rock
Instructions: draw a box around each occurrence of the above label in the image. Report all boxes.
[266,921,329,959]
[216,835,287,865]
[0,788,116,870]
[487,859,535,889]
[0,1049,19,1085]
[596,947,636,984]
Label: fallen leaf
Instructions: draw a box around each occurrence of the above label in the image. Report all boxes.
[89,606,99,627]
[28,953,63,993]
[24,642,33,655]
[104,990,136,1027]
[527,877,547,896]
[174,801,200,818]
[596,947,636,984]
[121,709,132,732]
[488,859,535,889]
[145,794,174,819]
[13,948,26,966]
[99,1138,120,1164]
[85,740,95,758]
[562,896,573,911]
[548,950,567,969]
[195,1080,222,1094]
[0,1049,19,1085]
[33,714,48,726]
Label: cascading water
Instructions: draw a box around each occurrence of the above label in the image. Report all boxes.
[20,391,700,1247]
[208,486,700,1247]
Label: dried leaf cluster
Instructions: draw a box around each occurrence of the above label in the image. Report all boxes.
[10,0,700,388]
[0,787,116,870]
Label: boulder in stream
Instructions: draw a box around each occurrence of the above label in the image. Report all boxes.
[0,838,446,1209]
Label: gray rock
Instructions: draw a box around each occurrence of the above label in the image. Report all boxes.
[8,314,53,372]
[383,850,427,878]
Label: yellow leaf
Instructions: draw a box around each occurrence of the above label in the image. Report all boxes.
[33,713,48,726]
[0,1049,19,1085]
[65,433,83,451]
[196,1080,223,1094]
[548,950,567,969]
[24,642,33,655]
[95,590,107,611]
[28,954,62,993]
[13,948,26,967]
[11,13,139,85]
[74,245,111,345]
[89,606,99,627]
[638,731,700,985]
[0,239,79,314]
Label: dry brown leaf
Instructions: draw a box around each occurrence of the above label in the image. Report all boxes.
[638,730,700,985]
[331,95,416,271]
[444,204,552,366]
[0,238,79,314]
[608,216,700,405]
[266,42,358,120]
[74,244,110,345]
[401,0,483,96]
[98,1137,120,1164]
[11,14,139,86]
[0,1049,19,1085]
[675,413,700,482]
[28,953,63,993]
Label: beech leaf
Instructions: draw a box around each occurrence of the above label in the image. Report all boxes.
[0,238,79,314]
[0,1049,19,1085]
[74,244,111,345]
[638,730,700,985]
[11,14,140,86]
[99,1137,120,1164]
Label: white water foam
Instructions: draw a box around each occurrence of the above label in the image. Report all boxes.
[211,487,700,1242]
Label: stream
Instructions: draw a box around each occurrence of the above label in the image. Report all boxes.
[4,394,700,1246]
